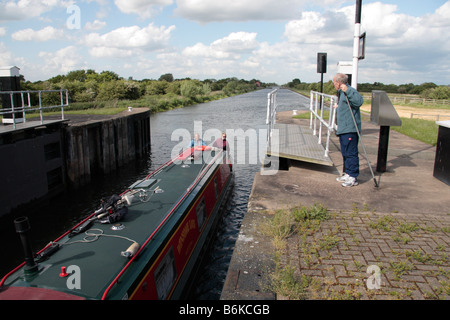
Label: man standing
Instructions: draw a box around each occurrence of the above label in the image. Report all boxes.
[333,73,364,187]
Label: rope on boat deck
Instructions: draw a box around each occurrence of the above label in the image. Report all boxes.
[61,228,139,258]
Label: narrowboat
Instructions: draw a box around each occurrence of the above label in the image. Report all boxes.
[0,147,234,300]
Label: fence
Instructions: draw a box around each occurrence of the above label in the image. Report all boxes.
[363,95,450,106]
[309,91,337,157]
[409,113,450,121]
[0,89,69,130]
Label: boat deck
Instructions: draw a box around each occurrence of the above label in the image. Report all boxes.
[266,123,333,166]
[2,150,225,299]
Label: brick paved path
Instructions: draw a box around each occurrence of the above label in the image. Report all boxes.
[279,209,450,300]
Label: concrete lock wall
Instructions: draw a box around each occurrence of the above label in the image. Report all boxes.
[65,110,151,187]
[0,109,150,217]
[0,130,65,217]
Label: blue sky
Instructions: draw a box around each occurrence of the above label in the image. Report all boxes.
[1,0,449,85]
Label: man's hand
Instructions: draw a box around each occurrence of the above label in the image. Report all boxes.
[340,84,348,92]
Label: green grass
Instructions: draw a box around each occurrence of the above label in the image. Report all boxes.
[392,118,439,146]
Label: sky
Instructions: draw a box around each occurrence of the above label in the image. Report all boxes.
[0,0,449,85]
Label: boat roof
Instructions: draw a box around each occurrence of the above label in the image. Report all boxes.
[1,148,225,300]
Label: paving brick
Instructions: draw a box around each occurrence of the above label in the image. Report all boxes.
[415,282,436,297]
[401,274,426,283]
[244,206,449,301]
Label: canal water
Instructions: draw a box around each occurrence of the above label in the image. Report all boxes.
[0,88,310,299]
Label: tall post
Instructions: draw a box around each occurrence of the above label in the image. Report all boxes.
[317,53,327,109]
[351,0,362,90]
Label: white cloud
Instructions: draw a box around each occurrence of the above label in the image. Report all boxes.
[83,23,175,58]
[360,3,450,66]
[284,12,326,43]
[212,32,259,53]
[89,47,133,58]
[0,0,69,22]
[0,42,14,65]
[115,0,173,19]
[183,32,259,60]
[84,20,107,31]
[284,6,357,45]
[38,45,85,74]
[175,0,304,23]
[178,32,303,81]
[12,26,65,42]
[432,1,450,27]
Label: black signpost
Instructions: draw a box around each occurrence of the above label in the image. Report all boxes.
[317,52,327,108]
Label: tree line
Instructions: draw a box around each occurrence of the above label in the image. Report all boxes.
[286,79,450,99]
[19,70,275,112]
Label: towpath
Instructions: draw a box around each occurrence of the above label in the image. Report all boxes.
[221,110,450,300]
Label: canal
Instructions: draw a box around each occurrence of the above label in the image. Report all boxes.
[0,88,310,299]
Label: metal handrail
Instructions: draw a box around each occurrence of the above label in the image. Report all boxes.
[0,89,69,130]
[265,88,278,149]
[309,91,338,157]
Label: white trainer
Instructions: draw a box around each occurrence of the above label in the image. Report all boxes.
[336,173,349,182]
[341,176,359,187]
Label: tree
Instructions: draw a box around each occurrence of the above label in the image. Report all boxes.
[146,81,168,95]
[96,71,120,83]
[96,80,127,101]
[180,80,201,98]
[288,78,301,88]
[66,70,88,82]
[124,80,141,100]
[223,81,237,96]
[421,86,450,99]
[166,81,181,95]
[158,73,174,82]
[202,83,211,95]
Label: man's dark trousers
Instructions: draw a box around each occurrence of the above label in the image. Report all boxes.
[339,132,359,178]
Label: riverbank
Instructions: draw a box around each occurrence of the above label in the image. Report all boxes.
[221,111,450,300]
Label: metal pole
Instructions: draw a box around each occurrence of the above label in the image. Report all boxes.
[320,72,324,109]
[10,92,17,130]
[351,0,362,90]
[38,90,43,124]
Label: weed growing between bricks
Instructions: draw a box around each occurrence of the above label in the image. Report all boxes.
[261,203,450,300]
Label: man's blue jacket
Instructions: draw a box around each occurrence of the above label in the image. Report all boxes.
[336,86,364,135]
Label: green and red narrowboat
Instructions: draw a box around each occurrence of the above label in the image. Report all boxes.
[0,147,233,300]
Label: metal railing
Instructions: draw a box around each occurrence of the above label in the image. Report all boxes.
[310,91,338,157]
[265,88,278,148]
[0,89,69,130]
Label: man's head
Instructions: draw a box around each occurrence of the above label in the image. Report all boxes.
[333,73,348,91]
